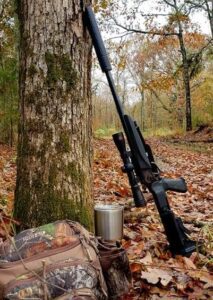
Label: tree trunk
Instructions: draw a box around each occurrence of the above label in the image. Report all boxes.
[177,29,192,131]
[205,0,213,38]
[140,90,145,131]
[14,0,93,229]
[173,0,192,131]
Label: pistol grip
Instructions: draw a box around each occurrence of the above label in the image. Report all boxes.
[162,178,187,193]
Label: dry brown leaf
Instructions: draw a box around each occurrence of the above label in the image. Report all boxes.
[202,277,213,289]
[187,270,213,289]
[149,286,180,298]
[130,262,143,273]
[141,268,173,286]
[141,270,159,285]
[183,256,197,270]
[139,251,152,265]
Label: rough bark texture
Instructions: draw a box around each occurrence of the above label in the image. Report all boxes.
[206,0,213,38]
[98,241,132,299]
[173,0,192,131]
[14,0,93,229]
[177,30,192,131]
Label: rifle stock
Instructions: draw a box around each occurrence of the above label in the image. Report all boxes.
[85,6,197,256]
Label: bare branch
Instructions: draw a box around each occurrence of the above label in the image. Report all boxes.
[186,1,207,11]
[105,31,133,41]
[163,0,177,9]
[112,17,179,37]
[140,82,173,113]
[140,13,172,17]
[189,38,213,78]
[150,87,173,113]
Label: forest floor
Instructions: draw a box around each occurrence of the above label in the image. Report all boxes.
[0,128,212,299]
[93,128,213,299]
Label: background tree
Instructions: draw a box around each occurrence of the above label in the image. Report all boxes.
[96,0,212,131]
[186,0,213,37]
[14,0,93,229]
[0,0,18,145]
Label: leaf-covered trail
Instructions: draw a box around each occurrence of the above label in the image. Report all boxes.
[0,137,212,299]
[93,137,213,299]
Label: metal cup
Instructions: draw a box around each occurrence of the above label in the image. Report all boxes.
[94,204,124,241]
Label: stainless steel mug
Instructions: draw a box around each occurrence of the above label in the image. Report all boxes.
[94,204,124,241]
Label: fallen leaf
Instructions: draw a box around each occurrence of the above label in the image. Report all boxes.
[141,268,173,286]
[198,273,213,289]
[130,262,142,273]
[141,270,159,285]
[183,256,197,270]
[139,251,152,265]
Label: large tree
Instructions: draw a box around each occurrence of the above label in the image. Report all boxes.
[14,0,93,229]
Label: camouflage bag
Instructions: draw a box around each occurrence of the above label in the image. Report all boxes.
[0,220,108,299]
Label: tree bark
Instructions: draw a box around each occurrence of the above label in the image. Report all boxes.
[14,0,93,229]
[176,21,192,131]
[205,0,213,38]
[172,0,192,131]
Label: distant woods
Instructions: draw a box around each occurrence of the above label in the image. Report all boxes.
[92,0,213,135]
[93,33,212,136]
[0,0,18,145]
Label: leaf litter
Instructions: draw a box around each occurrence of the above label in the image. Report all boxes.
[0,136,212,299]
[93,137,212,299]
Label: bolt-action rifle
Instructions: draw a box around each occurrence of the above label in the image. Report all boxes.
[85,6,196,256]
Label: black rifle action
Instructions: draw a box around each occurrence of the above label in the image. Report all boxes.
[85,6,197,256]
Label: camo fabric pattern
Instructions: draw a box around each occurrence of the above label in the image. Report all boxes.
[0,221,108,299]
[5,263,104,300]
[0,221,77,262]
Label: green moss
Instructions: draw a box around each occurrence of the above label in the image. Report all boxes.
[56,131,70,153]
[65,162,86,187]
[45,52,60,86]
[48,163,58,187]
[60,54,78,90]
[66,162,79,182]
[79,203,94,230]
[58,195,93,230]
[17,185,93,230]
[15,164,93,230]
[45,51,78,91]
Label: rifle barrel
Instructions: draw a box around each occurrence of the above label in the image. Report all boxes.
[105,72,126,131]
[85,6,126,130]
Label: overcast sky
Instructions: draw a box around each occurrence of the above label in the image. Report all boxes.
[191,11,211,35]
